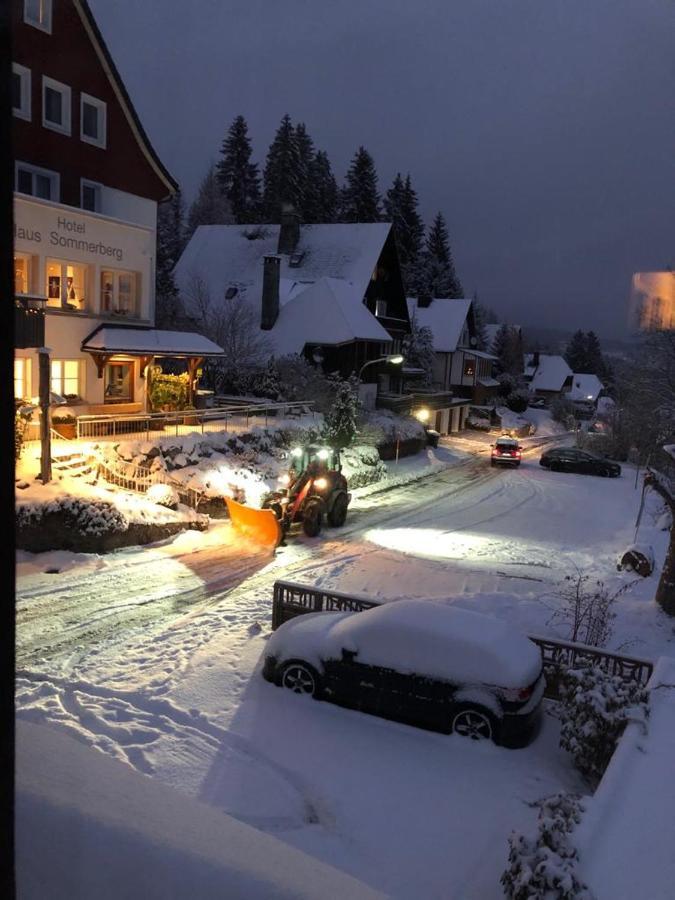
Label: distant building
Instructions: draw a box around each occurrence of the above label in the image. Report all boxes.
[523,352,573,397]
[629,271,674,332]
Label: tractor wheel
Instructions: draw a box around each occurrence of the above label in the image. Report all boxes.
[302,500,323,537]
[327,492,349,527]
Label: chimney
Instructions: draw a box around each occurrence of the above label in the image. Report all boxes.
[277,204,300,255]
[417,291,432,309]
[261,256,280,330]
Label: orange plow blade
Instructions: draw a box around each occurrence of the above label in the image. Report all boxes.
[224,497,283,551]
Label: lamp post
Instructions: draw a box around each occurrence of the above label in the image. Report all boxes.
[357,354,404,382]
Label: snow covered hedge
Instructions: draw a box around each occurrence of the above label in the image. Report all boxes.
[501,793,593,900]
[16,496,128,537]
[558,664,649,786]
[146,483,180,510]
[341,445,388,488]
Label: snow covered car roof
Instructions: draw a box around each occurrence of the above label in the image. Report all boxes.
[266,600,542,689]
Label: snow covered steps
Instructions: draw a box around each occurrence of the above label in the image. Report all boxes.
[51,452,98,484]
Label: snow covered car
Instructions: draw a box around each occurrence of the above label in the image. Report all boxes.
[262,600,545,748]
[490,437,522,467]
[539,447,621,477]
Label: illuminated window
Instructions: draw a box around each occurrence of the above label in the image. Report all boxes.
[51,360,81,398]
[24,0,51,32]
[14,254,31,295]
[101,269,138,316]
[80,93,106,148]
[15,359,28,399]
[104,363,133,403]
[463,358,475,378]
[42,76,71,135]
[12,64,31,120]
[46,260,87,310]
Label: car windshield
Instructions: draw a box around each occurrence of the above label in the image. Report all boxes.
[496,440,517,448]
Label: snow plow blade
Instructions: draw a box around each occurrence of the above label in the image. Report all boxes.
[224,497,283,551]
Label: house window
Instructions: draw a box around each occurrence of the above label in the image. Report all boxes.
[15,161,59,200]
[104,363,133,403]
[101,269,138,317]
[14,254,31,295]
[81,179,102,212]
[375,300,387,318]
[80,93,106,148]
[46,260,87,310]
[24,0,52,32]
[12,64,31,120]
[42,77,71,135]
[463,358,476,378]
[15,359,28,399]
[51,360,81,398]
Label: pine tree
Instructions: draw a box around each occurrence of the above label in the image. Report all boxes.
[564,330,588,372]
[420,212,463,298]
[308,150,338,223]
[385,172,424,295]
[294,122,315,220]
[155,189,185,327]
[216,115,261,224]
[472,293,489,350]
[339,146,381,223]
[492,324,522,376]
[185,165,233,241]
[262,113,303,221]
[402,314,435,386]
[321,376,359,449]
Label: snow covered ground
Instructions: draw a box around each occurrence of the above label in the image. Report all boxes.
[15,438,673,898]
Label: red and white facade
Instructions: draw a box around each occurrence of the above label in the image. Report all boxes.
[12,0,177,414]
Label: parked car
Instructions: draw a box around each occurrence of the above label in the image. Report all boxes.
[262,600,545,748]
[539,447,621,477]
[491,436,522,467]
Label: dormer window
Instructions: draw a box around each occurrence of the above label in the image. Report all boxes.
[375,300,387,318]
[24,0,52,33]
[289,251,305,268]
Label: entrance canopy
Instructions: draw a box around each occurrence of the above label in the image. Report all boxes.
[81,325,224,359]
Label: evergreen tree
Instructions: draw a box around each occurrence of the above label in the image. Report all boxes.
[492,324,522,376]
[321,375,359,449]
[262,113,303,221]
[294,122,315,220]
[253,359,282,400]
[339,146,381,223]
[307,150,338,223]
[420,212,463,298]
[584,331,604,375]
[385,172,424,295]
[155,189,185,327]
[185,165,233,241]
[402,314,435,386]
[216,115,261,224]
[564,330,588,372]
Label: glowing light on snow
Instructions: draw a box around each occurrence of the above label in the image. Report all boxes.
[364,527,495,561]
[414,407,430,423]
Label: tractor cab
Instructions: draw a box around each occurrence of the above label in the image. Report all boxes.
[288,444,341,481]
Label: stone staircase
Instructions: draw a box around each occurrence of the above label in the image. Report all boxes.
[51,451,98,484]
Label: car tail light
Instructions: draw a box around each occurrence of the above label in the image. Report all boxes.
[502,685,533,702]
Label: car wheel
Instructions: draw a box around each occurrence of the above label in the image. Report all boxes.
[549,461,561,472]
[280,661,321,698]
[327,491,348,527]
[451,706,495,742]
[302,500,323,537]
[599,468,610,477]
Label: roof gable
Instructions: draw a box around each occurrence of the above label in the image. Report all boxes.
[524,353,573,391]
[407,298,472,352]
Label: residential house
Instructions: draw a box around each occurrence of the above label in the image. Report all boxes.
[523,352,573,399]
[402,297,499,433]
[174,210,412,408]
[568,373,604,405]
[12,0,222,431]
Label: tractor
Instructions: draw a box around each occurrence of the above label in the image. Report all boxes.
[263,444,351,538]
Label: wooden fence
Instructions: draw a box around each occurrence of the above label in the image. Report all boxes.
[271,580,654,698]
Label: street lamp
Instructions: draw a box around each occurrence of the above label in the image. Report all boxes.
[357,354,404,381]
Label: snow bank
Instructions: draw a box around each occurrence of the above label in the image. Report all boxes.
[16,720,383,900]
[574,657,675,899]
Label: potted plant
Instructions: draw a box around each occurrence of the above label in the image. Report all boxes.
[52,414,77,439]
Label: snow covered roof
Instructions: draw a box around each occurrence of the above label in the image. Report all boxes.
[81,326,225,356]
[524,353,572,392]
[271,278,392,355]
[568,373,604,402]
[478,377,500,387]
[175,222,395,356]
[406,298,472,352]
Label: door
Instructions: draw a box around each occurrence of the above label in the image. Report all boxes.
[323,651,385,713]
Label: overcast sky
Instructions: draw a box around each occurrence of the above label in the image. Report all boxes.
[90,0,674,338]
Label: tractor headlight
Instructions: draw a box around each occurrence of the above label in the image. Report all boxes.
[278,473,290,485]
[291,447,302,457]
[313,477,328,490]
[317,448,330,460]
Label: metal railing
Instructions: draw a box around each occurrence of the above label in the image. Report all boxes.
[270,580,654,698]
[94,451,204,509]
[76,400,316,441]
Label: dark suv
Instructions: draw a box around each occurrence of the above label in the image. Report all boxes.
[539,447,621,477]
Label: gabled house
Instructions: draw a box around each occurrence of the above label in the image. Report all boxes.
[523,352,573,398]
[174,210,412,407]
[568,373,604,405]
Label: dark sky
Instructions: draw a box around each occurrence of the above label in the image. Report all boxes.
[90,0,675,338]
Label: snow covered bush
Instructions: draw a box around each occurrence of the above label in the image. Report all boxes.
[545,569,635,648]
[321,376,360,449]
[14,401,33,460]
[341,444,388,488]
[505,389,529,414]
[501,793,593,900]
[558,664,649,786]
[146,483,180,510]
[17,496,128,537]
[550,397,576,430]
